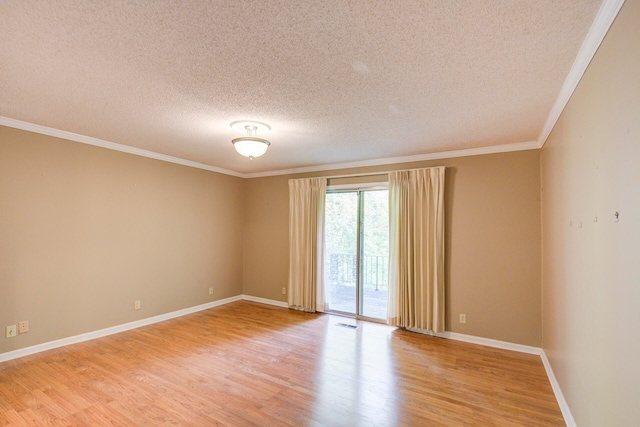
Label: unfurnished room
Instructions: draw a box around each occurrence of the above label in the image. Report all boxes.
[1,1,638,426]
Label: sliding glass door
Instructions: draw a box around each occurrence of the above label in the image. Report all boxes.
[359,190,389,319]
[324,188,389,320]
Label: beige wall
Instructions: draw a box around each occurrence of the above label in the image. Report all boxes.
[244,150,542,346]
[2,126,542,354]
[0,126,245,353]
[540,1,640,425]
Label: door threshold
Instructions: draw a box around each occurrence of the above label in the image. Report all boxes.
[325,309,355,319]
[324,310,387,325]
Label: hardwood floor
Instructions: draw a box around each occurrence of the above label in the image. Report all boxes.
[0,301,564,426]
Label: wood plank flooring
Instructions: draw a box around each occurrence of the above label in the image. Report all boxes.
[0,301,564,426]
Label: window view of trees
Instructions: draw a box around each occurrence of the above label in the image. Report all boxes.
[325,192,358,267]
[361,190,389,292]
[324,189,389,318]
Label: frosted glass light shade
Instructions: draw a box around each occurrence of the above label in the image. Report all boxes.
[232,137,271,159]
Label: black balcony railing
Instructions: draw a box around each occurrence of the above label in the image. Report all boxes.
[327,253,388,291]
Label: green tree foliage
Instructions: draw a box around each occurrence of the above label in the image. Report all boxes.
[362,190,389,257]
[325,190,389,255]
[325,192,358,256]
[325,190,389,290]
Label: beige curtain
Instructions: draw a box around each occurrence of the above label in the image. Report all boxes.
[287,177,327,312]
[388,167,445,331]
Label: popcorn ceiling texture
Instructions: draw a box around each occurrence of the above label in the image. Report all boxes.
[0,0,602,174]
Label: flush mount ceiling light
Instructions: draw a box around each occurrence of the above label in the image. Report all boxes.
[230,120,271,160]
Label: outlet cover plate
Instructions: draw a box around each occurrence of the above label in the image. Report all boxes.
[6,325,17,338]
[18,321,29,334]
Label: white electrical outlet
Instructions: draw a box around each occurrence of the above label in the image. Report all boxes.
[134,300,141,310]
[209,287,214,295]
[18,321,29,334]
[6,325,17,338]
[459,314,467,324]
[282,287,286,295]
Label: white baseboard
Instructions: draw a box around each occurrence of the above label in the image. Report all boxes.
[0,297,538,363]
[0,295,243,363]
[408,328,574,426]
[541,350,576,427]
[407,328,542,355]
[0,295,573,427]
[241,294,288,308]
[0,294,289,363]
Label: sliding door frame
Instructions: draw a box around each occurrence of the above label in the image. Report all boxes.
[326,182,388,323]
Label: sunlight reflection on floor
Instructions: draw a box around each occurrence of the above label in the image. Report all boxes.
[313,316,399,426]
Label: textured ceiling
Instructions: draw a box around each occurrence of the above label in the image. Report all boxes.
[0,1,605,175]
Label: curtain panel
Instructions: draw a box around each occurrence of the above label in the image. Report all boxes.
[388,167,445,332]
[287,177,327,312]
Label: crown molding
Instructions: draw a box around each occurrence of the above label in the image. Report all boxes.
[537,0,625,148]
[1,1,621,179]
[1,115,539,179]
[0,116,244,178]
[244,140,540,178]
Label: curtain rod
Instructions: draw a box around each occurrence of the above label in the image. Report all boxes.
[321,165,445,180]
